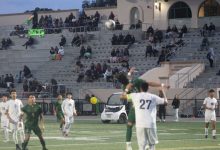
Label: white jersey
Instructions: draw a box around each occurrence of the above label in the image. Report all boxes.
[130,92,165,128]
[6,99,23,123]
[203,97,218,113]
[61,99,76,117]
[0,102,8,120]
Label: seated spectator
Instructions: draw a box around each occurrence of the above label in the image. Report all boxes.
[146,44,153,58]
[147,26,154,35]
[94,11,100,22]
[118,33,124,44]
[58,46,64,58]
[50,47,56,60]
[109,11,115,20]
[96,63,102,77]
[104,67,113,82]
[200,37,209,51]
[166,26,172,38]
[111,34,118,45]
[75,59,83,73]
[23,65,32,78]
[1,38,7,50]
[80,46,86,58]
[209,22,215,36]
[84,46,92,59]
[172,25,178,33]
[115,19,123,30]
[22,37,34,49]
[59,35,66,47]
[77,69,85,82]
[55,46,59,54]
[154,29,163,43]
[157,50,166,65]
[71,34,81,47]
[201,24,209,37]
[179,25,188,38]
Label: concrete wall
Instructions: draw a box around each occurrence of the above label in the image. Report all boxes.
[0,9,79,26]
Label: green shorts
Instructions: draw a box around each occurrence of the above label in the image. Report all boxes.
[25,125,42,136]
[128,107,135,123]
[56,112,64,121]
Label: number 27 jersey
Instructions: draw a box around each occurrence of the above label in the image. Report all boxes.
[130,92,164,128]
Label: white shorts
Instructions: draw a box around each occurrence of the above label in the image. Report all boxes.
[1,118,9,128]
[64,115,74,124]
[205,111,216,123]
[136,127,158,150]
[10,122,24,131]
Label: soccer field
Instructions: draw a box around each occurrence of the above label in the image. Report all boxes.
[0,117,219,150]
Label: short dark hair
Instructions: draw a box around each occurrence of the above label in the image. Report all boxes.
[117,73,129,86]
[66,92,72,96]
[1,93,8,98]
[209,89,215,93]
[10,89,16,94]
[28,94,35,98]
[140,82,149,92]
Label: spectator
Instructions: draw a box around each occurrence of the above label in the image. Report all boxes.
[146,43,153,58]
[154,29,163,43]
[85,93,91,103]
[104,67,113,82]
[209,22,215,36]
[84,46,92,59]
[200,37,209,51]
[147,26,154,35]
[58,46,64,57]
[179,25,187,38]
[80,46,86,58]
[75,59,83,73]
[111,34,118,45]
[23,65,32,78]
[158,90,166,122]
[166,26,172,38]
[216,70,220,76]
[50,47,56,60]
[96,63,102,77]
[22,37,34,49]
[108,11,115,20]
[172,94,180,122]
[201,24,209,36]
[157,50,166,65]
[172,25,178,33]
[207,48,215,68]
[59,35,66,47]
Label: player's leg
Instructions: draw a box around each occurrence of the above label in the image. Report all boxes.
[146,128,158,150]
[211,120,216,139]
[175,108,179,121]
[205,112,210,138]
[1,120,9,142]
[126,108,135,150]
[33,126,48,150]
[18,122,25,144]
[10,123,21,150]
[63,116,72,136]
[136,127,147,150]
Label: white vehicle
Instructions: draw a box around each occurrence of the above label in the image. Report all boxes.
[101,93,128,124]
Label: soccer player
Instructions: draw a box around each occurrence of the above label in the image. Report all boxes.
[61,92,77,137]
[54,94,64,130]
[0,94,10,142]
[6,89,25,150]
[122,82,168,150]
[21,94,48,150]
[203,89,218,139]
[117,68,169,150]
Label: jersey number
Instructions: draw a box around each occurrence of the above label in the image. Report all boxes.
[140,99,152,109]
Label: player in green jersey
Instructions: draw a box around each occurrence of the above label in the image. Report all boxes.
[54,94,64,130]
[21,95,48,150]
[117,67,169,150]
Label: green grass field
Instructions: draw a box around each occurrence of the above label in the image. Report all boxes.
[0,117,219,150]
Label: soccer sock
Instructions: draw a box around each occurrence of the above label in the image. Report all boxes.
[3,127,9,140]
[22,141,29,149]
[60,123,63,129]
[212,130,216,137]
[126,125,133,142]
[13,131,18,144]
[205,128,208,136]
[39,137,46,148]
[19,130,25,143]
[149,145,155,150]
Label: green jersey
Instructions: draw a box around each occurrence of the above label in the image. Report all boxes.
[22,103,42,128]
[122,78,145,93]
[54,100,63,114]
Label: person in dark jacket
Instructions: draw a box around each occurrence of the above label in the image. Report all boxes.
[158,90,166,122]
[172,94,180,122]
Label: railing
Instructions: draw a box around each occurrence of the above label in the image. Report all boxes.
[175,63,204,88]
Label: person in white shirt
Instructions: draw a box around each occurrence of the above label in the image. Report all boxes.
[6,89,25,150]
[0,94,10,142]
[203,89,218,139]
[58,46,64,56]
[123,82,168,150]
[61,92,77,137]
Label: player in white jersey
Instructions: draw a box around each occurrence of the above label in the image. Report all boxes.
[61,92,77,137]
[203,89,218,139]
[6,89,25,150]
[122,82,168,150]
[0,94,10,142]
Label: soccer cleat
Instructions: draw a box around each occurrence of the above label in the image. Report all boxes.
[213,136,216,139]
[163,120,166,122]
[205,135,208,139]
[145,145,149,150]
[42,147,48,150]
